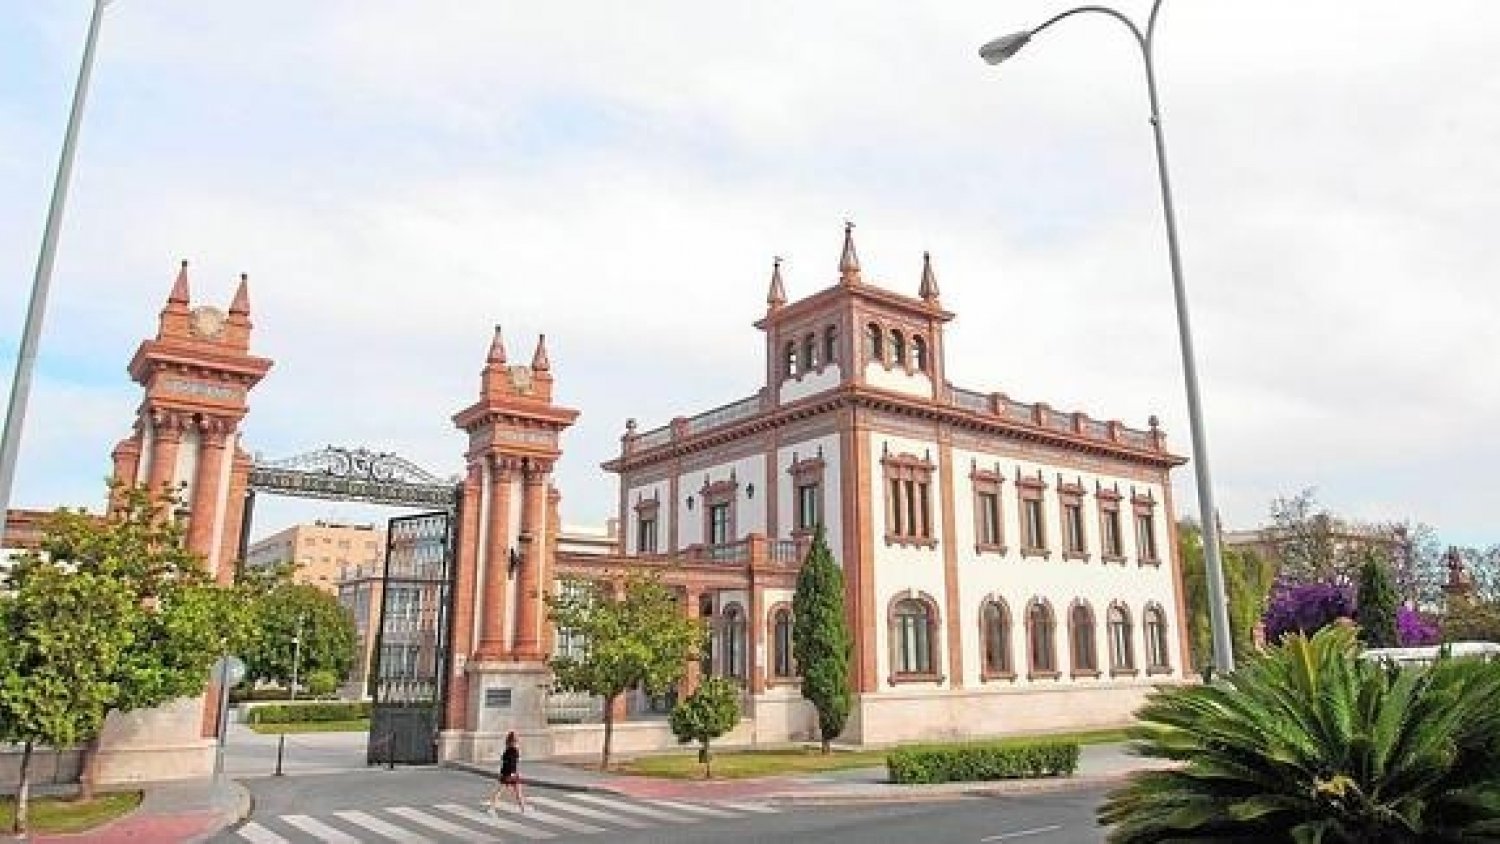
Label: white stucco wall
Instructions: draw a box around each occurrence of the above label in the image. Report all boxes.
[623,478,669,553]
[863,363,933,400]
[778,364,842,404]
[674,454,766,548]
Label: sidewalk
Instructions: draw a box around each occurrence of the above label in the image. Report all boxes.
[9,777,249,844]
[458,742,1177,805]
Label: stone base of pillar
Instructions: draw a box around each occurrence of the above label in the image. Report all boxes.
[93,696,218,784]
[440,661,553,765]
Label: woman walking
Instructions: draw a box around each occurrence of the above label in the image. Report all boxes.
[489,731,528,814]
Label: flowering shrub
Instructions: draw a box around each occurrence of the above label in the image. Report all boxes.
[1397,606,1441,646]
[1263,581,1354,644]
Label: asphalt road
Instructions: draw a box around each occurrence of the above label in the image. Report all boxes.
[217,764,1109,843]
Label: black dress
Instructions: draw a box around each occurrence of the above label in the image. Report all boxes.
[500,746,519,781]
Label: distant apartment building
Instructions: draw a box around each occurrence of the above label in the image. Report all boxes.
[246,520,387,593]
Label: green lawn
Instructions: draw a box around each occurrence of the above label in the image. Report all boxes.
[617,727,1134,779]
[0,791,142,834]
[247,719,371,734]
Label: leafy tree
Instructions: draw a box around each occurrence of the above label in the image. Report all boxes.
[4,485,255,801]
[0,566,135,834]
[792,524,852,754]
[1178,520,1275,667]
[669,676,741,779]
[1262,580,1355,645]
[305,670,340,698]
[1443,600,1500,643]
[1267,488,1409,586]
[1356,553,1401,648]
[1101,626,1500,841]
[546,574,706,769]
[240,579,357,691]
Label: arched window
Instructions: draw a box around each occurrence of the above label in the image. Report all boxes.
[823,325,838,364]
[771,607,795,678]
[1108,604,1134,671]
[892,598,935,676]
[890,329,906,368]
[981,599,1012,677]
[802,333,817,371]
[723,603,747,680]
[866,322,884,361]
[1027,600,1056,675]
[1070,602,1098,674]
[1144,604,1171,670]
[912,335,928,372]
[783,341,797,378]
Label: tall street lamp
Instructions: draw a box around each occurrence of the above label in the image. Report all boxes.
[0,0,113,549]
[979,0,1236,673]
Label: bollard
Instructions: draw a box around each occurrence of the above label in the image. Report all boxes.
[387,733,395,771]
[274,734,286,776]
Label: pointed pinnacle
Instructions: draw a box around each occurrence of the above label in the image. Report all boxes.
[229,273,251,315]
[766,256,787,309]
[838,221,861,284]
[487,325,507,365]
[531,333,550,371]
[919,251,940,303]
[168,260,191,305]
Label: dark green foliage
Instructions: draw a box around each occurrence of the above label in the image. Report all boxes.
[669,676,742,778]
[305,670,339,698]
[886,740,1079,784]
[244,701,372,724]
[1098,626,1500,843]
[1357,554,1400,649]
[1179,520,1275,667]
[238,571,357,689]
[792,525,852,754]
[1444,600,1500,642]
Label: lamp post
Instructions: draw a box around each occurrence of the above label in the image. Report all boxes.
[979,0,1236,673]
[290,613,306,701]
[0,0,112,549]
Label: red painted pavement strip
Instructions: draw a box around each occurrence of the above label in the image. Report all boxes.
[25,809,221,844]
[600,776,804,800]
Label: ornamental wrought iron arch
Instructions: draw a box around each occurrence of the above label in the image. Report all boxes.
[247,445,460,509]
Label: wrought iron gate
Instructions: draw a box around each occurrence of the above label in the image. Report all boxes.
[367,511,453,765]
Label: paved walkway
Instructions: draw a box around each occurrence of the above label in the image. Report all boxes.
[7,778,248,844]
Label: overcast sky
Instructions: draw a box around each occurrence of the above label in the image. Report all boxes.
[3,1,1497,546]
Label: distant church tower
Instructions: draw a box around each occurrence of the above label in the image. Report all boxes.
[110,261,272,582]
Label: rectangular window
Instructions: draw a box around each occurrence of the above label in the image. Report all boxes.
[1064,503,1086,554]
[917,482,931,538]
[796,482,820,531]
[883,453,936,546]
[709,503,731,545]
[1022,498,1046,551]
[1102,507,1123,557]
[637,517,658,554]
[1136,513,1158,561]
[889,479,905,536]
[977,491,1000,545]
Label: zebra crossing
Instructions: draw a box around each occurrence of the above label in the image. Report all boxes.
[232,792,781,843]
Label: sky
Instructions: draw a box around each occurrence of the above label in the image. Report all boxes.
[2,1,1497,546]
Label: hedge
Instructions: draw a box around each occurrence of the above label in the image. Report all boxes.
[886,740,1080,784]
[245,702,372,725]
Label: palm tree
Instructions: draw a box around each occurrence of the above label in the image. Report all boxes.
[1099,626,1500,842]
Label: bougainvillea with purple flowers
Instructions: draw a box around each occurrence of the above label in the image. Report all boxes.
[1397,606,1441,646]
[1262,581,1355,644]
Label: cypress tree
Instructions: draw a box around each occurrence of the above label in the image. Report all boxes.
[792,524,852,754]
[1357,553,1400,648]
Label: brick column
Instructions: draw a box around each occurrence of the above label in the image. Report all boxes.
[475,457,516,659]
[146,413,183,504]
[748,581,765,695]
[186,418,228,569]
[680,586,702,699]
[511,464,549,661]
[444,464,484,732]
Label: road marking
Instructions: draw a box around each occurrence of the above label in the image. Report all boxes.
[528,795,651,828]
[981,824,1065,842]
[280,815,362,843]
[572,792,699,823]
[236,822,291,844]
[385,806,500,842]
[489,801,608,834]
[433,802,556,839]
[646,798,743,818]
[333,810,434,842]
[718,801,781,814]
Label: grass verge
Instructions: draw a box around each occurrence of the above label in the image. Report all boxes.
[248,719,371,734]
[0,791,142,834]
[617,727,1134,779]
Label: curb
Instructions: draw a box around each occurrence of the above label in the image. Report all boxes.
[764,771,1137,807]
[442,761,621,795]
[191,781,253,844]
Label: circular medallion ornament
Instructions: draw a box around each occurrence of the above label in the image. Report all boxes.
[508,365,534,395]
[190,306,228,338]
